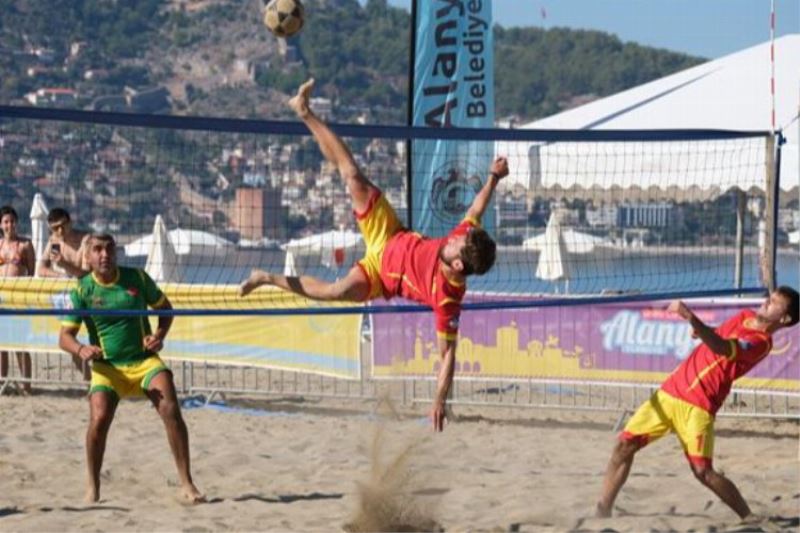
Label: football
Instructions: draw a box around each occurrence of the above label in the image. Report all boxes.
[263,0,305,38]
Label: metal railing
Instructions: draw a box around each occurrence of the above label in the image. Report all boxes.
[2,351,796,421]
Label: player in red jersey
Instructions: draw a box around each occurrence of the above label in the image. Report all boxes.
[596,286,799,519]
[240,79,508,431]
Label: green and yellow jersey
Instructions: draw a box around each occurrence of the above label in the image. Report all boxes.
[62,267,166,366]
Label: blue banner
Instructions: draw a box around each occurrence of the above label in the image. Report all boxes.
[412,0,495,237]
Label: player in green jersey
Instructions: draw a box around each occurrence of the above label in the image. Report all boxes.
[59,233,204,504]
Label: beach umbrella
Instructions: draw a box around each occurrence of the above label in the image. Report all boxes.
[535,212,571,292]
[29,193,49,277]
[283,250,297,276]
[143,215,182,283]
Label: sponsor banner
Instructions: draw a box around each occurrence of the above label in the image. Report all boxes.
[0,279,361,379]
[412,0,495,236]
[371,297,798,391]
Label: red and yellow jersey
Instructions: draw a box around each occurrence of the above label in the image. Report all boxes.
[379,218,478,340]
[661,309,773,414]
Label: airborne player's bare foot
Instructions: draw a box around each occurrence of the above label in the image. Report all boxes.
[288,78,315,118]
[239,268,274,297]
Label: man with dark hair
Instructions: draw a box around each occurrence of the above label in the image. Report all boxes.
[240,79,508,432]
[39,207,90,279]
[596,286,799,520]
[40,207,91,380]
[59,234,204,504]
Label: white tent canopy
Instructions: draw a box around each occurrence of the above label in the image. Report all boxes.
[125,227,234,257]
[282,229,364,273]
[499,35,800,197]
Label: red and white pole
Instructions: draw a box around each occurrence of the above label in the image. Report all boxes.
[770,0,776,133]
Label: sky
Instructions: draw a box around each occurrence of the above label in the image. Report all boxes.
[377,0,799,59]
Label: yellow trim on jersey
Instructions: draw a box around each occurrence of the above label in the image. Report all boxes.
[437,331,458,341]
[443,272,465,288]
[91,268,120,288]
[687,357,725,391]
[439,297,459,307]
[386,272,421,295]
[151,293,167,308]
[463,216,481,227]
[728,339,738,361]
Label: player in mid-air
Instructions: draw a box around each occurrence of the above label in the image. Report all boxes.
[595,286,799,520]
[240,79,508,432]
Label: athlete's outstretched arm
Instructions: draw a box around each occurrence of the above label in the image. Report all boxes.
[465,156,509,223]
[668,300,733,357]
[430,338,457,432]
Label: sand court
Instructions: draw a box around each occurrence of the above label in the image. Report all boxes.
[0,392,797,532]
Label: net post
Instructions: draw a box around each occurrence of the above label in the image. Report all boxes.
[734,189,745,290]
[763,134,778,290]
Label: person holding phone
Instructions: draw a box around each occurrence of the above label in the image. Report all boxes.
[38,207,90,279]
[39,208,91,380]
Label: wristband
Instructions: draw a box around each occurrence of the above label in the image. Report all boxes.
[489,171,501,181]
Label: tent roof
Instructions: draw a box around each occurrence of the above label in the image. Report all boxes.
[500,35,800,197]
[125,227,234,256]
[282,229,363,253]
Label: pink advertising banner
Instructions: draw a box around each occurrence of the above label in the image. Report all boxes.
[371,297,798,391]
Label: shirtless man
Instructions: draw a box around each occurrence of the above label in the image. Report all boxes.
[38,208,91,379]
[38,207,90,279]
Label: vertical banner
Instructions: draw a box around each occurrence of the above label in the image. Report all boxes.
[412,0,495,236]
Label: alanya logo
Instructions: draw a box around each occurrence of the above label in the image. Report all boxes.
[600,311,698,359]
[430,161,483,224]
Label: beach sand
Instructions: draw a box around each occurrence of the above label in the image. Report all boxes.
[1,392,797,532]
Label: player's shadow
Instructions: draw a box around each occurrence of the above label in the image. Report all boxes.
[0,507,23,518]
[233,492,343,504]
[60,505,131,512]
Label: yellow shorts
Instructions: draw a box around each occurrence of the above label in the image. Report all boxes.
[621,389,715,467]
[355,191,403,300]
[90,356,170,399]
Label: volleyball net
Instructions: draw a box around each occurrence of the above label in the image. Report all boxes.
[0,106,779,317]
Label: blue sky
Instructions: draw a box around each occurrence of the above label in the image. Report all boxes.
[376,0,799,58]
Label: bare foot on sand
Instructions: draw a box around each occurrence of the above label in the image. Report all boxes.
[85,485,99,504]
[595,502,612,518]
[288,78,315,118]
[239,269,273,297]
[178,484,206,505]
